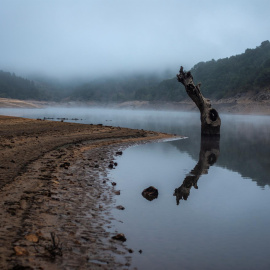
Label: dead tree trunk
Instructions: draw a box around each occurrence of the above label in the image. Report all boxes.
[177,66,221,136]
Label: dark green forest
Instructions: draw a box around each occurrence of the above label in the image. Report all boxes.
[1,40,270,102]
[0,71,70,101]
[191,40,270,99]
[137,40,270,101]
[70,74,163,103]
[0,71,42,100]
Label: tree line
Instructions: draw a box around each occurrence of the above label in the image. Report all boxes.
[137,40,270,101]
[70,40,270,102]
[1,40,269,102]
[0,71,41,100]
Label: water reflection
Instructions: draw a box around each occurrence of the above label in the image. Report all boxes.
[174,136,220,205]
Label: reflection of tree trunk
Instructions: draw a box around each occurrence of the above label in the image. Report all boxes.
[177,66,221,136]
[174,137,220,205]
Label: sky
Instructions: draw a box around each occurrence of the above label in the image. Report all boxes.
[0,0,269,80]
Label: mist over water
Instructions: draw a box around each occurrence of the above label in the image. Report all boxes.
[1,107,270,269]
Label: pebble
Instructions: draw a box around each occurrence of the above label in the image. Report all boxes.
[14,246,29,256]
[25,234,39,243]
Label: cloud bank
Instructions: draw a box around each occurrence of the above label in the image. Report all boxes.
[0,0,269,79]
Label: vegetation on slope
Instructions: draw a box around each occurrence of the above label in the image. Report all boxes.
[71,40,270,102]
[70,74,163,103]
[146,40,270,101]
[191,40,270,99]
[0,40,269,102]
[0,71,41,100]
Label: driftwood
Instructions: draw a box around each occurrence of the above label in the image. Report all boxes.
[174,136,220,205]
[177,66,221,136]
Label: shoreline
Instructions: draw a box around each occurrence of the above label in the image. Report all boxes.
[0,115,178,269]
[1,97,270,115]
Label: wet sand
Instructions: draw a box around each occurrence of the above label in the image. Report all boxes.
[0,115,176,269]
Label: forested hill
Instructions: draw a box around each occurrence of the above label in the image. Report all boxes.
[191,40,270,99]
[70,74,163,102]
[1,40,269,103]
[0,71,70,101]
[142,40,270,101]
[0,71,41,100]
[71,40,270,102]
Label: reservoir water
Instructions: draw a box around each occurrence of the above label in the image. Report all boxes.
[1,107,270,269]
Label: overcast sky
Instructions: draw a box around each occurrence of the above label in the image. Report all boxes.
[0,0,269,80]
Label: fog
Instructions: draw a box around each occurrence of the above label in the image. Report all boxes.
[0,0,269,80]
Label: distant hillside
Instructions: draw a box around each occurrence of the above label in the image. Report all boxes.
[0,71,42,100]
[191,40,270,99]
[144,40,270,101]
[0,71,71,101]
[70,74,163,102]
[1,41,269,104]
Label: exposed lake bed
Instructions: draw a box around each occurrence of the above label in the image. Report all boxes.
[0,112,176,269]
[1,107,270,269]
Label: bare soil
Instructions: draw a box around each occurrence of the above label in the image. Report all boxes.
[0,115,176,269]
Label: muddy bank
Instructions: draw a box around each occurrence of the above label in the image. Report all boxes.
[0,115,173,189]
[0,116,177,269]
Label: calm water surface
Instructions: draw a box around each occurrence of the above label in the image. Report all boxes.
[1,107,270,269]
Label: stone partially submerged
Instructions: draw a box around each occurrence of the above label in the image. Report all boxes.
[112,233,127,242]
[142,186,159,201]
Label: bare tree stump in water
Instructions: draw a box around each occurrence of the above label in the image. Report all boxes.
[177,66,221,136]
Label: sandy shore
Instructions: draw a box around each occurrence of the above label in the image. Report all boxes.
[0,116,177,269]
[1,96,270,115]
